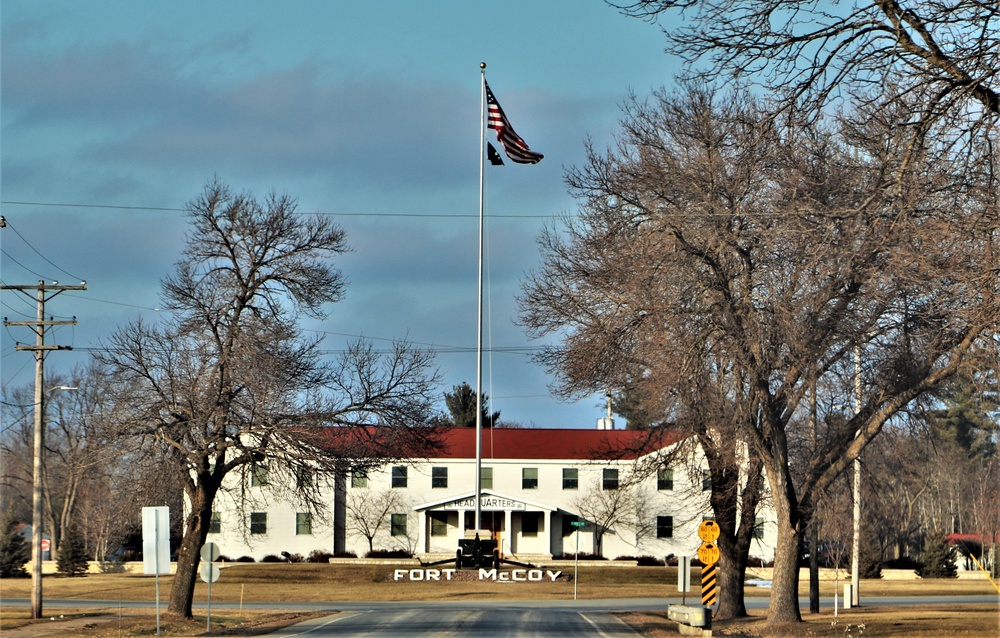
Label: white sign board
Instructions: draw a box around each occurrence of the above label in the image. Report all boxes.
[201,542,220,563]
[678,555,691,592]
[142,506,171,575]
[440,496,527,511]
[200,563,221,583]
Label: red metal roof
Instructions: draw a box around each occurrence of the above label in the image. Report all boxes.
[293,425,685,462]
[431,427,684,461]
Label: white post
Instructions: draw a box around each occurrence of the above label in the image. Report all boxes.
[154,515,161,637]
[574,528,580,600]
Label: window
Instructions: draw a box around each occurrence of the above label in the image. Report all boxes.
[296,467,312,489]
[251,464,269,487]
[391,513,407,537]
[522,467,538,489]
[208,512,221,534]
[562,468,578,490]
[430,513,448,537]
[753,516,765,540]
[701,470,712,491]
[296,512,312,535]
[480,467,493,490]
[657,468,674,491]
[351,471,368,489]
[657,515,674,539]
[432,466,448,488]
[391,466,408,488]
[250,512,267,535]
[602,468,619,490]
[521,513,539,537]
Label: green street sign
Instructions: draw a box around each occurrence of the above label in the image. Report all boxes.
[571,521,586,528]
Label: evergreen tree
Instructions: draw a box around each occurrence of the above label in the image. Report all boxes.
[442,382,500,428]
[918,530,957,578]
[56,524,90,577]
[930,377,999,459]
[0,508,30,578]
[859,523,883,579]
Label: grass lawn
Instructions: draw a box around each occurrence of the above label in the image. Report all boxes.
[0,564,996,636]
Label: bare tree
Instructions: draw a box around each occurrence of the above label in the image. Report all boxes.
[575,476,651,557]
[614,1,1000,124]
[520,84,999,624]
[346,487,406,555]
[96,180,440,617]
[0,365,120,557]
[0,385,35,522]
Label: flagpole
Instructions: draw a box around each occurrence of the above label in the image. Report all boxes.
[474,62,486,535]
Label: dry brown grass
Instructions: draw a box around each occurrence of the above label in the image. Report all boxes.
[620,605,1000,637]
[0,608,329,638]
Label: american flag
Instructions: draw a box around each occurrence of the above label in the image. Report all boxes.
[485,81,543,165]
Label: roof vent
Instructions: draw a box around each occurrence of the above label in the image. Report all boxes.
[596,392,615,430]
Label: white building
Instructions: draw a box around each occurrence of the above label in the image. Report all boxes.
[207,427,776,563]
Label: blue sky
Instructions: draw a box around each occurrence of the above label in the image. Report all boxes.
[1,1,681,427]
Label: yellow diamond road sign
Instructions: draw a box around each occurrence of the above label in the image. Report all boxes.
[698,519,720,543]
[698,542,720,566]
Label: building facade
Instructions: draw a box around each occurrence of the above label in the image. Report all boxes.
[207,428,777,562]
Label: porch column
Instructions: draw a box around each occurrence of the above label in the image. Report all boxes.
[458,508,467,538]
[543,510,552,556]
[505,509,513,555]
[417,510,427,553]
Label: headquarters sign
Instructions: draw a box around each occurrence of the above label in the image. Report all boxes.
[437,496,526,511]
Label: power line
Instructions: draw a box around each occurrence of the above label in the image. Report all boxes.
[1,200,555,219]
[1,219,86,282]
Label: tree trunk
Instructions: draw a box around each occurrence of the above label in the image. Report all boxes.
[767,477,805,625]
[167,480,215,617]
[703,436,763,620]
[714,543,748,618]
[711,482,759,619]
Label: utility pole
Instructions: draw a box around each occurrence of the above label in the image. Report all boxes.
[851,345,862,608]
[2,280,86,619]
[809,370,820,614]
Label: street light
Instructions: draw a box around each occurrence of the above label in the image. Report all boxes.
[30,384,77,619]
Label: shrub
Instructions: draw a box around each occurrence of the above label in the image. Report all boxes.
[0,508,29,578]
[98,557,126,573]
[612,555,665,566]
[333,551,357,559]
[308,549,334,563]
[261,554,284,563]
[885,556,922,571]
[217,555,232,563]
[364,549,412,559]
[636,555,665,567]
[553,552,605,560]
[235,555,256,563]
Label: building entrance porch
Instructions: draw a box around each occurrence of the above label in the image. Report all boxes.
[414,490,557,559]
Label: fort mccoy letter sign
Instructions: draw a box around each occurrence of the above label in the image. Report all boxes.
[392,568,563,582]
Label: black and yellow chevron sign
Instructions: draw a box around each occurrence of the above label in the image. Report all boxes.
[701,562,718,606]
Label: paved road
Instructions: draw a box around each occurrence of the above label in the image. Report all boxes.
[3,596,998,637]
[4,595,998,611]
[264,608,641,637]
